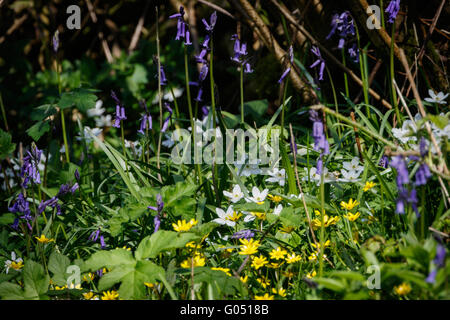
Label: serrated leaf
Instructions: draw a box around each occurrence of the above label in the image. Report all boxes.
[136,230,200,260]
[23,260,50,299]
[26,120,50,141]
[0,282,25,300]
[48,252,71,286]
[0,129,15,160]
[58,88,97,112]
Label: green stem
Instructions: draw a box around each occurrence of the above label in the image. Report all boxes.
[240,66,244,124]
[341,48,349,98]
[60,110,70,164]
[280,78,289,139]
[318,169,325,277]
[0,92,8,131]
[390,25,402,125]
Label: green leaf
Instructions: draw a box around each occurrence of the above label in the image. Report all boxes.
[0,213,15,226]
[243,99,268,118]
[314,277,346,292]
[136,230,200,260]
[26,120,50,142]
[48,252,71,286]
[23,260,50,299]
[30,104,57,121]
[58,88,97,112]
[0,129,15,160]
[84,248,134,272]
[126,64,148,97]
[0,282,25,300]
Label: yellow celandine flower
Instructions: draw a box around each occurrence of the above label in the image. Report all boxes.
[238,238,260,255]
[122,246,131,251]
[254,293,274,300]
[268,194,283,203]
[279,225,295,233]
[35,234,55,244]
[308,251,327,262]
[311,240,331,250]
[180,254,206,268]
[251,255,268,270]
[340,198,359,211]
[285,253,302,264]
[345,211,361,222]
[226,211,243,222]
[282,270,295,278]
[363,181,376,192]
[82,273,95,282]
[394,283,411,296]
[10,261,24,271]
[211,267,232,276]
[218,245,233,253]
[172,219,198,232]
[269,261,284,269]
[54,285,67,290]
[272,287,287,297]
[101,290,119,300]
[83,291,97,300]
[186,241,202,250]
[240,275,248,283]
[67,283,82,290]
[256,276,271,289]
[311,211,340,229]
[250,211,266,220]
[269,247,288,260]
[306,270,317,279]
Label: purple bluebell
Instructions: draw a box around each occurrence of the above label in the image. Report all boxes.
[326,11,355,49]
[111,91,126,128]
[9,193,33,230]
[278,45,294,83]
[231,34,253,74]
[148,194,164,233]
[170,6,187,41]
[201,106,209,120]
[310,46,325,81]
[100,235,106,249]
[309,110,329,174]
[138,100,152,135]
[161,103,173,133]
[309,110,330,155]
[190,64,209,102]
[386,0,400,24]
[21,146,42,187]
[426,243,446,284]
[390,156,409,187]
[52,30,59,53]
[415,163,431,186]
[231,229,255,240]
[38,196,62,215]
[379,155,389,168]
[11,218,19,230]
[348,43,359,63]
[89,229,100,242]
[202,11,217,33]
[419,137,428,157]
[195,35,210,63]
[74,168,80,181]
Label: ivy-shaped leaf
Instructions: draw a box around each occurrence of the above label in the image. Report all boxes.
[26,120,50,142]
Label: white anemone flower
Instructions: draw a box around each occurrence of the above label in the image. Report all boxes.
[76,127,102,143]
[213,206,237,227]
[95,114,112,127]
[342,157,364,175]
[273,204,283,216]
[223,184,244,203]
[87,100,105,117]
[243,211,256,222]
[265,168,286,186]
[5,252,23,274]
[246,186,269,203]
[339,169,361,182]
[424,90,448,105]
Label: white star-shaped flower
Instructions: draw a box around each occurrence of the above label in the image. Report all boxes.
[223,184,244,203]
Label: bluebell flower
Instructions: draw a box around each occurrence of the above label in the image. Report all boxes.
[202,11,217,32]
[278,45,293,83]
[326,11,355,49]
[111,91,126,128]
[21,146,42,187]
[161,103,173,133]
[138,100,152,135]
[386,0,401,24]
[310,46,325,81]
[231,229,255,240]
[148,194,164,233]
